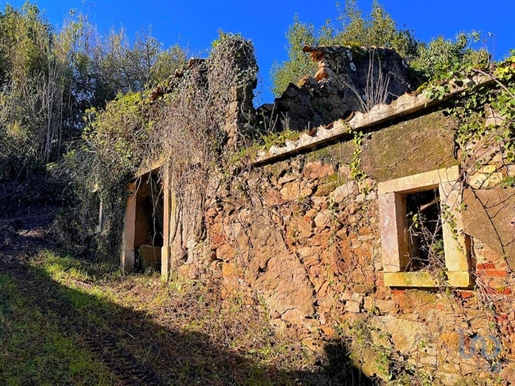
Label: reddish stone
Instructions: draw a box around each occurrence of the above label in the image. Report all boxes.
[222,261,239,278]
[348,202,359,215]
[358,226,373,236]
[280,182,300,201]
[496,313,509,322]
[489,287,512,295]
[290,216,314,239]
[303,254,320,267]
[318,281,330,297]
[309,265,322,279]
[320,325,336,337]
[265,189,283,206]
[305,209,318,219]
[216,244,236,261]
[479,270,508,277]
[206,207,218,218]
[477,262,496,270]
[211,233,226,245]
[375,286,390,300]
[310,230,332,249]
[302,161,335,180]
[457,291,475,299]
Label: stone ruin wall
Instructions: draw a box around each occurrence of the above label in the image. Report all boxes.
[258,45,415,132]
[196,107,515,383]
[128,42,515,383]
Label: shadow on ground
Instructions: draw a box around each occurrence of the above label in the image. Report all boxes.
[0,210,376,385]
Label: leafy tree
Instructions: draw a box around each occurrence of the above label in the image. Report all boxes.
[0,2,69,172]
[0,2,187,178]
[332,0,418,58]
[150,43,187,85]
[411,32,490,80]
[96,28,187,99]
[271,15,318,96]
[271,0,419,96]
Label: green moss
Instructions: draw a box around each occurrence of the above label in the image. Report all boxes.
[263,160,290,178]
[322,172,340,184]
[229,145,259,165]
[363,112,458,182]
[306,142,354,165]
[260,129,301,149]
[313,172,341,196]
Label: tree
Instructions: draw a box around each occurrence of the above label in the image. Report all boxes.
[271,0,419,96]
[411,32,490,80]
[332,0,418,58]
[0,2,71,172]
[271,15,318,96]
[150,43,187,85]
[0,2,187,179]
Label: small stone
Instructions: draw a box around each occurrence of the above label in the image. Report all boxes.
[280,182,300,200]
[341,290,353,301]
[355,193,365,203]
[314,210,333,229]
[303,161,335,179]
[302,338,325,354]
[348,202,359,215]
[278,173,297,185]
[376,299,397,313]
[351,293,364,304]
[345,300,361,313]
[365,191,378,200]
[330,181,358,203]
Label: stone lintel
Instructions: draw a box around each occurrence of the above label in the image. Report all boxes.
[378,166,460,195]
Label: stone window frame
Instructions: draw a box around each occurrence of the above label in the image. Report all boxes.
[378,166,471,288]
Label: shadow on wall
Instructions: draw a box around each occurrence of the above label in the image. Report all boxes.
[0,234,375,386]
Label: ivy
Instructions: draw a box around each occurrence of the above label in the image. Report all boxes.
[350,130,366,180]
[422,52,515,168]
[82,91,152,174]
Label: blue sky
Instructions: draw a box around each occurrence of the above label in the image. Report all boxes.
[3,0,515,104]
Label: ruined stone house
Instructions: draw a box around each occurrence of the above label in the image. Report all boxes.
[120,42,515,383]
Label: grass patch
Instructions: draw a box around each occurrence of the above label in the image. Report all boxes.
[1,250,370,384]
[0,274,115,385]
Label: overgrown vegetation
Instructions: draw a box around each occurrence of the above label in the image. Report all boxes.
[59,31,259,263]
[0,2,186,180]
[0,248,368,385]
[1,1,514,384]
[271,0,492,96]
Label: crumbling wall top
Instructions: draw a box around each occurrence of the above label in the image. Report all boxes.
[259,45,415,133]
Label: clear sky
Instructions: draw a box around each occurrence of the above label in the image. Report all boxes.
[3,0,515,104]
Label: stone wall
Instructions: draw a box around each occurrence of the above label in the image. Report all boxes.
[258,45,415,132]
[128,41,514,383]
[194,108,515,383]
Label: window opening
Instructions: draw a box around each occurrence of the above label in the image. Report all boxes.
[405,188,443,271]
[378,166,471,288]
